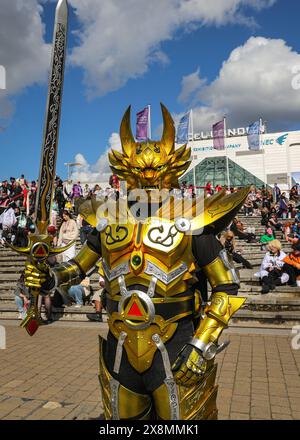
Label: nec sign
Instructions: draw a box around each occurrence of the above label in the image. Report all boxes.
[262,133,289,147]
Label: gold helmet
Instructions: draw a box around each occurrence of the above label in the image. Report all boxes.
[108,103,191,191]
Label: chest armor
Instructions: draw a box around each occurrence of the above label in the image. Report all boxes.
[100,217,197,373]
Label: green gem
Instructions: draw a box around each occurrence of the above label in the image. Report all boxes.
[132,255,142,266]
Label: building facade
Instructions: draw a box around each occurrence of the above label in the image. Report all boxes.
[180,128,300,190]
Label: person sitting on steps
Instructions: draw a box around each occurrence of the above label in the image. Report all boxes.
[259,227,275,251]
[282,241,300,287]
[255,240,289,294]
[220,231,253,269]
[86,274,105,322]
[230,217,257,243]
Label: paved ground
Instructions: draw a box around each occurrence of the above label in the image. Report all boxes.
[0,321,300,420]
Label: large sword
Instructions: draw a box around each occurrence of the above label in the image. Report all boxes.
[9,0,72,336]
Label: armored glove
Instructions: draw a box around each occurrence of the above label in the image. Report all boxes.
[24,261,52,292]
[172,344,208,387]
[172,291,246,388]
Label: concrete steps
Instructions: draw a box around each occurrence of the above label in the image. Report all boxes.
[0,302,108,322]
[2,301,299,326]
[2,295,299,325]
[0,213,299,325]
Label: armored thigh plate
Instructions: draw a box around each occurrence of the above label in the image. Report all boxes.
[153,363,218,420]
[98,336,153,420]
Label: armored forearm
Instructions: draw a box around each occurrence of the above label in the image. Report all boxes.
[190,252,246,360]
[50,244,101,289]
[190,291,245,359]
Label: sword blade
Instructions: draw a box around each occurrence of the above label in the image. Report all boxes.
[35,0,68,234]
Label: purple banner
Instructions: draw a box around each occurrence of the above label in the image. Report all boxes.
[136,107,149,141]
[213,120,225,150]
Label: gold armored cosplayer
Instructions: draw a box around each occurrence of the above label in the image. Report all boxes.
[24,100,249,420]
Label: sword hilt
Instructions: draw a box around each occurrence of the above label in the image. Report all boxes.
[8,234,75,336]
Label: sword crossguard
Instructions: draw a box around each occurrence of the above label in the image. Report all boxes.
[7,233,75,261]
[7,233,76,336]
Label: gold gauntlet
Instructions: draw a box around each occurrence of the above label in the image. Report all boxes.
[172,346,208,386]
[25,262,48,290]
[172,291,245,386]
[51,244,101,288]
[191,292,246,359]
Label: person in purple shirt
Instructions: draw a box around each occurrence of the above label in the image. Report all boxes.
[70,182,83,214]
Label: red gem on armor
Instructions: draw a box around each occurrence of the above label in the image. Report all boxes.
[127,301,143,317]
[26,319,39,336]
[36,245,46,256]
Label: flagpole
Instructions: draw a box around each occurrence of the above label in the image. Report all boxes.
[224,116,230,189]
[148,104,151,139]
[190,110,196,191]
[190,109,194,141]
[284,119,291,189]
[287,142,292,190]
[260,117,266,187]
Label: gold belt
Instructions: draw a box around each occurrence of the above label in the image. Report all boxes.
[106,293,195,322]
[107,293,194,303]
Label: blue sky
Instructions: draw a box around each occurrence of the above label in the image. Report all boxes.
[0,0,300,182]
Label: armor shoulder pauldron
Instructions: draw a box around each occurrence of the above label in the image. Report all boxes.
[155,188,249,234]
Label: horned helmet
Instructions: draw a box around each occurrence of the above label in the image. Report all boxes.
[108,104,191,191]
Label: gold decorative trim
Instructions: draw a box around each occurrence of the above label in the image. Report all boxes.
[107,293,194,304]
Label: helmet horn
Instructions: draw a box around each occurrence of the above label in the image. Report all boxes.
[120,105,135,157]
[160,103,175,155]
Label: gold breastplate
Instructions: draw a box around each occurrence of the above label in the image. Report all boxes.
[100,217,197,373]
[101,217,196,296]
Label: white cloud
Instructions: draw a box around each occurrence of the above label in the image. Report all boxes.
[70,132,121,183]
[180,36,300,132]
[189,107,224,132]
[69,0,276,98]
[0,0,50,121]
[178,68,206,104]
[0,0,277,123]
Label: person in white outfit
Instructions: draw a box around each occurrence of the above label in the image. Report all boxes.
[57,210,78,262]
[0,205,17,244]
[255,240,289,294]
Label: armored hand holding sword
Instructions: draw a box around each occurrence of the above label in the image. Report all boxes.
[18,0,249,420]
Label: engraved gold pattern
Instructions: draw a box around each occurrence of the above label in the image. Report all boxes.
[105,225,129,245]
[194,292,246,345]
[153,364,218,420]
[37,22,67,234]
[147,224,179,247]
